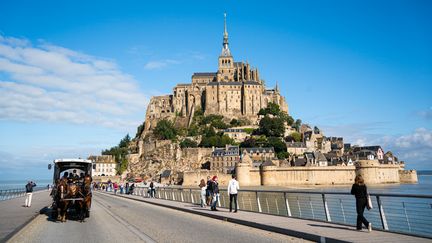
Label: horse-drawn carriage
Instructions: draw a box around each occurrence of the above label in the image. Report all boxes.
[48,159,94,222]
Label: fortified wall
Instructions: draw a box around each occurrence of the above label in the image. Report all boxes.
[183,170,232,186]
[182,159,417,186]
[399,169,418,183]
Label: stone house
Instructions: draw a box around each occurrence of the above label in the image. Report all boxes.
[327,137,344,156]
[304,152,328,166]
[352,146,384,161]
[286,142,308,156]
[88,155,117,177]
[241,147,275,162]
[223,128,248,143]
[211,145,240,173]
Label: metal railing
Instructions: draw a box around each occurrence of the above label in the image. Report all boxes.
[0,188,27,201]
[131,187,432,238]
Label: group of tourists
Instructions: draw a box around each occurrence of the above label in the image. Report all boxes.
[94,181,135,195]
[199,174,239,212]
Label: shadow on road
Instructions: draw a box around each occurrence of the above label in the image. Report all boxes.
[308,223,356,231]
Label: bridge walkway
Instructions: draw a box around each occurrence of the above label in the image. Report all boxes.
[0,190,51,241]
[109,191,431,243]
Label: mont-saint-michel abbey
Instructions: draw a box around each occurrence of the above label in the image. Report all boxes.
[143,15,288,134]
[95,15,418,187]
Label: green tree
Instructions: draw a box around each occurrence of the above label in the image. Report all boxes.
[187,124,200,136]
[258,102,281,116]
[276,151,290,159]
[290,132,302,142]
[211,119,229,129]
[180,138,198,148]
[230,118,240,127]
[293,119,302,131]
[280,112,294,126]
[135,123,145,138]
[154,119,177,140]
[257,115,285,137]
[119,134,131,148]
[240,137,257,148]
[266,137,287,154]
[102,134,131,175]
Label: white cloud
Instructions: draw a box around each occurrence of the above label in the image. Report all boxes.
[322,122,432,169]
[144,59,181,70]
[393,128,432,149]
[0,34,148,128]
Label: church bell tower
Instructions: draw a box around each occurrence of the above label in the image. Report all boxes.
[217,13,235,82]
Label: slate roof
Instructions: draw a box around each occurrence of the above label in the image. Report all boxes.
[242,147,274,154]
[294,158,307,166]
[286,142,306,148]
[353,146,383,152]
[192,72,217,77]
[224,128,245,133]
[212,146,240,157]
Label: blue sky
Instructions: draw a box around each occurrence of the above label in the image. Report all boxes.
[0,0,431,180]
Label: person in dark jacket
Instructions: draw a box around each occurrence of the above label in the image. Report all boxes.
[351,175,372,232]
[24,181,36,207]
[205,176,212,206]
[209,176,219,211]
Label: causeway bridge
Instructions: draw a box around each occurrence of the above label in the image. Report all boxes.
[1,188,431,243]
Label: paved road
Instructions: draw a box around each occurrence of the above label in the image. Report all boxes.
[0,190,52,241]
[8,192,308,243]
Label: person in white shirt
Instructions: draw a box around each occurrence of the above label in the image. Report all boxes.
[227,174,240,213]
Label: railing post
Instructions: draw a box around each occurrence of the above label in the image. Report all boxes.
[172,189,176,201]
[180,190,184,202]
[322,194,331,222]
[190,189,194,203]
[284,192,292,217]
[256,191,262,213]
[164,189,168,200]
[377,195,389,230]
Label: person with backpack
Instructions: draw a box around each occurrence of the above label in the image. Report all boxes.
[24,181,36,207]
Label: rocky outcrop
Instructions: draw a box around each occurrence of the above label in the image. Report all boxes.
[127,138,213,183]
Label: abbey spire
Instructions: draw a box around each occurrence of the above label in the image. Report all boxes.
[217,13,235,81]
[221,13,231,57]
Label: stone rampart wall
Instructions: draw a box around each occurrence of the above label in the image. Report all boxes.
[399,170,418,183]
[183,170,232,186]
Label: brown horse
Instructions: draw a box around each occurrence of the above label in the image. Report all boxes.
[78,175,92,221]
[56,178,69,222]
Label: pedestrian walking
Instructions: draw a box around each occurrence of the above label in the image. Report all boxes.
[227,174,240,213]
[209,176,219,211]
[125,182,129,194]
[199,179,207,207]
[149,181,156,198]
[24,181,36,207]
[120,183,124,194]
[113,182,118,194]
[351,175,372,232]
[205,176,212,205]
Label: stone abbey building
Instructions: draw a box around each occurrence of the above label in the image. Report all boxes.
[144,14,288,133]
